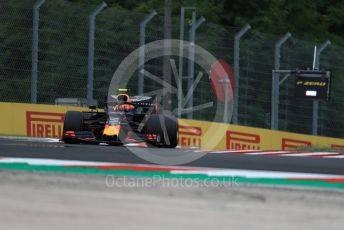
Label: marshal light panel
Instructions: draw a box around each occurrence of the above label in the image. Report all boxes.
[294,70,331,100]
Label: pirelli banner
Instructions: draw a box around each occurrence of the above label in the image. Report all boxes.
[0,102,87,138]
[178,119,344,150]
[1,102,344,150]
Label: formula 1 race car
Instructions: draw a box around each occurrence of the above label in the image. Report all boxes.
[62,89,178,147]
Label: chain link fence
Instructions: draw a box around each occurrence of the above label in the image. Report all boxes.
[1,0,344,138]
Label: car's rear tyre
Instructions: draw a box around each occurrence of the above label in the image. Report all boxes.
[62,111,83,144]
[146,114,178,148]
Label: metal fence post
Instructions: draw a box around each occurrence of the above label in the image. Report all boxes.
[271,32,291,130]
[312,40,331,135]
[178,7,195,118]
[186,14,205,119]
[138,11,157,95]
[220,77,230,123]
[178,8,186,118]
[232,24,250,124]
[87,2,107,106]
[31,0,45,104]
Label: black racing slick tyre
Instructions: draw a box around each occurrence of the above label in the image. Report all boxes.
[62,111,83,144]
[163,115,178,148]
[146,114,178,148]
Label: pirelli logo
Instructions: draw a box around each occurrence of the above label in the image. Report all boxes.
[26,111,64,138]
[226,131,260,150]
[331,144,344,149]
[281,138,311,150]
[178,125,202,148]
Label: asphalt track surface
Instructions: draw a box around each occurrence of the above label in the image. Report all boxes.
[0,138,344,175]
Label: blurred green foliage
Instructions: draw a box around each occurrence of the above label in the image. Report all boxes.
[70,0,344,45]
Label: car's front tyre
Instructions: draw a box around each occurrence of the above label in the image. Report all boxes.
[62,111,83,144]
[146,114,178,148]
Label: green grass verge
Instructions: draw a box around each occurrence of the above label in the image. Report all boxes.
[0,163,343,190]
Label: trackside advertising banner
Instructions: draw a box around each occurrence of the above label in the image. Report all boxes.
[0,102,86,138]
[1,102,344,150]
[178,119,344,150]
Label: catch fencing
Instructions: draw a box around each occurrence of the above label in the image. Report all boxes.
[1,0,344,138]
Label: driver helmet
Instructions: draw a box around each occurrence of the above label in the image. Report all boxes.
[112,89,135,112]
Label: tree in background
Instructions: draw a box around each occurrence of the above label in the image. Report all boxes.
[69,0,344,45]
